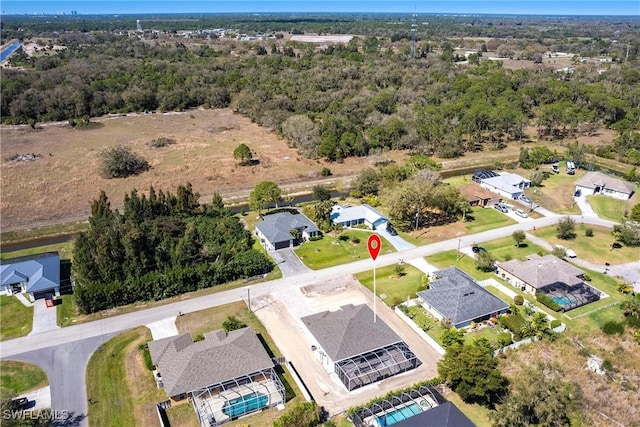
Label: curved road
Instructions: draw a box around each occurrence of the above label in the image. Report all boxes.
[0,214,620,425]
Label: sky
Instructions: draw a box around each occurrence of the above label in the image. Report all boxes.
[1,1,639,16]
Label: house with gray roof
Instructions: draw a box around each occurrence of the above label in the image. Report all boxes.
[331,204,388,230]
[0,252,60,301]
[301,304,421,391]
[479,172,531,200]
[575,171,635,200]
[417,267,508,329]
[254,211,320,251]
[148,327,285,427]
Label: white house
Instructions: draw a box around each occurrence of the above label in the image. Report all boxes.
[479,173,531,200]
[330,204,388,230]
[575,172,635,200]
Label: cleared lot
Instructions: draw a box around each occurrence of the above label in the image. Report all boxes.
[250,276,441,415]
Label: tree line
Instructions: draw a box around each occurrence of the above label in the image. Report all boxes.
[72,184,272,314]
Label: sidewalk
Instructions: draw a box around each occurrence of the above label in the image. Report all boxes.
[15,293,33,307]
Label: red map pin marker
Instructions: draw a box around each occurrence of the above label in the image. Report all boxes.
[367,235,381,261]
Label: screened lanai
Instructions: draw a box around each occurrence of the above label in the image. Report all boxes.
[191,368,285,427]
[336,342,421,391]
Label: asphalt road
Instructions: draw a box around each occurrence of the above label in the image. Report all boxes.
[0,214,620,426]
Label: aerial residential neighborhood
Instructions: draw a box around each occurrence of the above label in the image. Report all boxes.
[1,3,640,427]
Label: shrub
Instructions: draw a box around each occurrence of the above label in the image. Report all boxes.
[582,273,592,282]
[601,359,613,371]
[601,321,625,335]
[138,343,154,370]
[338,234,350,241]
[556,216,577,240]
[194,333,205,342]
[513,295,524,306]
[550,319,562,329]
[98,145,150,178]
[308,235,323,242]
[350,236,360,244]
[497,332,513,347]
[585,228,594,237]
[536,294,562,312]
[500,314,527,340]
[320,167,332,176]
[274,401,322,427]
[147,137,176,148]
[503,253,513,261]
[222,315,247,332]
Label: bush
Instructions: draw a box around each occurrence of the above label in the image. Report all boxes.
[536,293,562,312]
[601,359,613,371]
[513,295,524,306]
[503,253,513,261]
[222,315,247,332]
[98,145,150,178]
[550,319,562,329]
[320,167,332,176]
[147,137,176,148]
[582,273,592,282]
[497,332,513,346]
[350,236,360,244]
[585,228,594,237]
[338,234,350,241]
[500,314,527,340]
[601,321,625,335]
[308,235,323,242]
[274,402,322,427]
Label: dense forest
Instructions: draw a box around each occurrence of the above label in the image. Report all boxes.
[1,14,639,166]
[72,184,273,313]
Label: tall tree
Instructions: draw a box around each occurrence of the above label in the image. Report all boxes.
[249,181,282,215]
[233,143,253,166]
[512,230,526,247]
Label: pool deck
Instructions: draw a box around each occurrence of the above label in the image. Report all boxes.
[362,395,438,427]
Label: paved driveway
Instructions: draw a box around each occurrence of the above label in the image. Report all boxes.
[574,194,597,217]
[377,224,415,251]
[30,299,59,335]
[270,248,311,277]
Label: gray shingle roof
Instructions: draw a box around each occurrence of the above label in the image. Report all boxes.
[147,327,274,397]
[498,254,584,290]
[417,267,508,327]
[576,172,635,195]
[392,402,476,427]
[255,212,319,246]
[301,304,402,362]
[0,252,60,294]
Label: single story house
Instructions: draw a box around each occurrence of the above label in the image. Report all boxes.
[254,211,320,251]
[301,304,421,391]
[458,184,502,207]
[331,204,388,230]
[148,327,285,427]
[479,173,531,200]
[497,254,601,310]
[575,172,635,200]
[497,254,586,295]
[0,252,60,301]
[416,267,509,328]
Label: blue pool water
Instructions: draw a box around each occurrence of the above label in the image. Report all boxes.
[0,42,21,62]
[222,392,268,418]
[552,296,573,306]
[375,403,422,427]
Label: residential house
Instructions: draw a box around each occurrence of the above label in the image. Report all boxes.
[0,252,60,301]
[148,327,285,427]
[301,304,421,391]
[331,204,388,230]
[458,184,502,207]
[575,172,635,200]
[254,211,320,251]
[416,267,509,328]
[479,173,531,200]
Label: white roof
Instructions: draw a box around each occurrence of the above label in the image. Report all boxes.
[482,173,529,195]
[331,204,387,225]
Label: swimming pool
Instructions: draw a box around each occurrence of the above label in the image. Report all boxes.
[375,403,422,427]
[551,296,574,306]
[222,392,268,418]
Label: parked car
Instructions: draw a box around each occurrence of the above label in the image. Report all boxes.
[574,189,582,197]
[386,223,398,236]
[551,163,560,173]
[472,246,487,253]
[494,204,508,213]
[11,397,29,410]
[554,245,577,258]
[514,209,528,218]
[519,195,531,203]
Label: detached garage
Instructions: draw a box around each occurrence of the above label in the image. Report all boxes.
[301,304,421,391]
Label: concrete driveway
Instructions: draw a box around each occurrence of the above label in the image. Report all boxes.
[30,299,59,335]
[574,194,597,217]
[15,386,51,411]
[269,248,311,277]
[377,223,415,251]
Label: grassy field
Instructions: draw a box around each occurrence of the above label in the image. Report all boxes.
[175,301,304,427]
[525,164,585,214]
[587,195,629,222]
[56,294,79,327]
[0,295,33,340]
[481,236,547,262]
[166,403,199,427]
[464,207,518,234]
[355,263,425,307]
[531,224,639,265]
[295,229,395,270]
[0,361,48,399]
[86,327,166,427]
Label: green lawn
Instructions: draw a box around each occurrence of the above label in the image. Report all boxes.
[355,264,425,307]
[86,327,166,427]
[0,361,48,399]
[427,250,494,281]
[56,294,79,327]
[482,236,547,262]
[531,224,638,265]
[0,295,33,341]
[525,164,584,215]
[464,207,517,234]
[295,230,395,270]
[166,404,199,427]
[0,241,74,261]
[587,195,628,222]
[444,392,492,426]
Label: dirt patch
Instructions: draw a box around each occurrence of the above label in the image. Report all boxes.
[0,109,379,230]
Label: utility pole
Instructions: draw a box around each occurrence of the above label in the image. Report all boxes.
[410,12,417,59]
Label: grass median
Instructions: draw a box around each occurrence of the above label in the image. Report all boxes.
[0,295,33,341]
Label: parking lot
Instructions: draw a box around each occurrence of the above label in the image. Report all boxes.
[250,276,441,415]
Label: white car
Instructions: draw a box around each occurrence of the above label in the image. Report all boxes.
[554,245,577,258]
[514,209,528,218]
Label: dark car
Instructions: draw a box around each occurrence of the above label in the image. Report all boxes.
[386,223,398,236]
[11,397,29,410]
[472,246,487,253]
